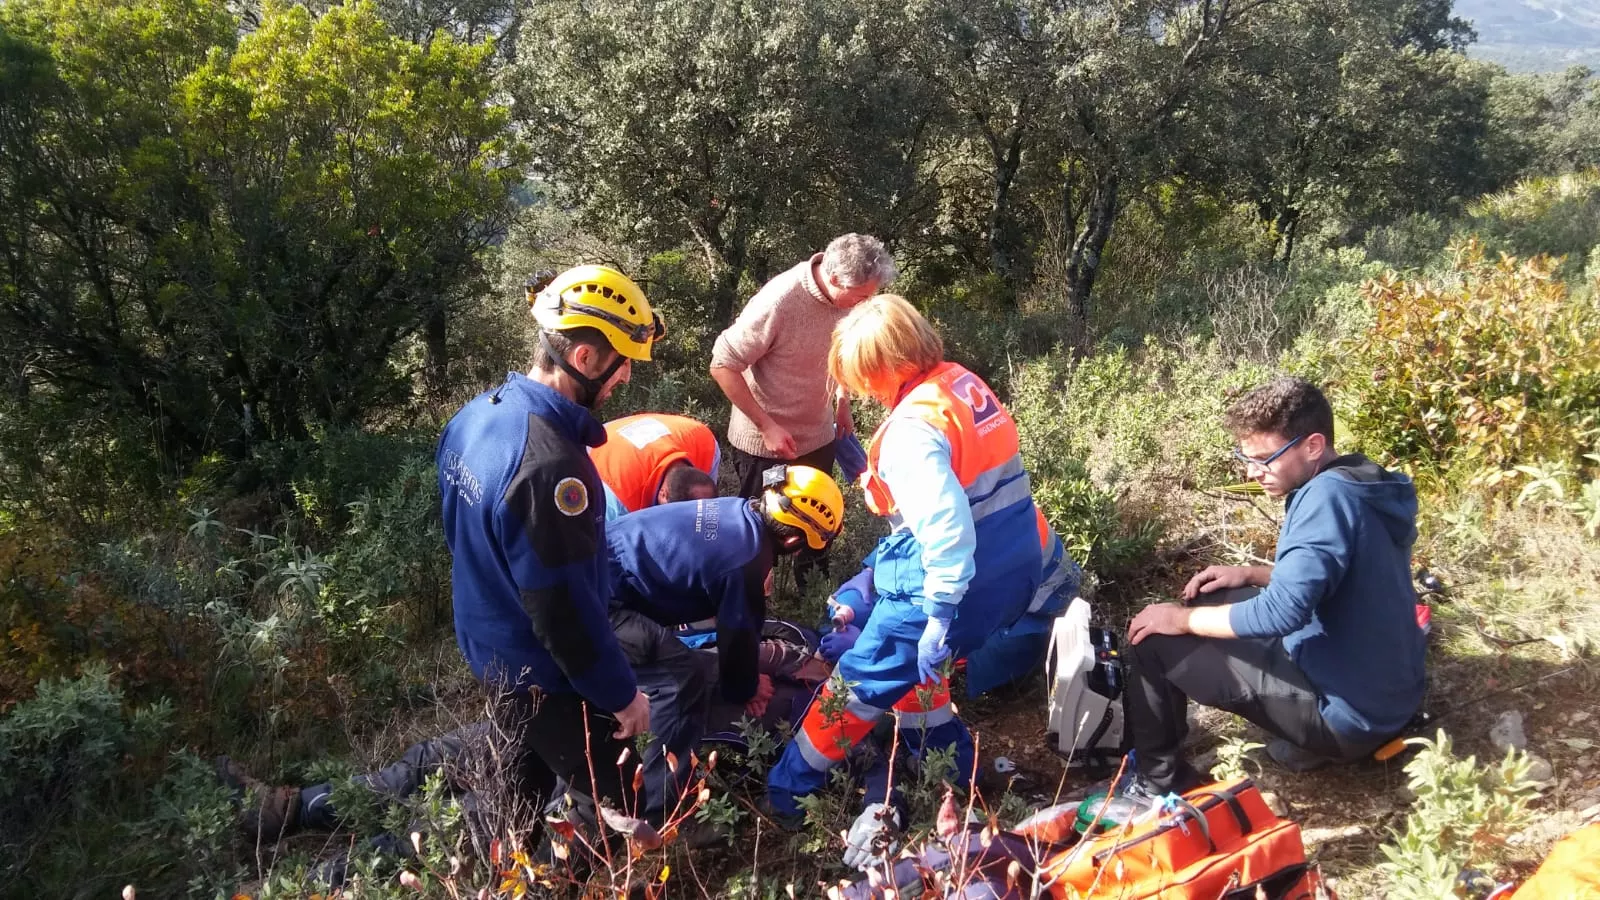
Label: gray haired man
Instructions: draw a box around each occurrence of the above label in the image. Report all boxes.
[710,234,896,590]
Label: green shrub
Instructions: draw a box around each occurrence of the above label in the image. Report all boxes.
[1342,240,1600,486]
[249,428,438,533]
[0,394,173,531]
[324,455,451,648]
[921,277,1039,386]
[0,664,172,890]
[1361,213,1455,271]
[1469,170,1600,267]
[1043,340,1272,491]
[1009,351,1177,574]
[1089,187,1276,343]
[1377,730,1539,898]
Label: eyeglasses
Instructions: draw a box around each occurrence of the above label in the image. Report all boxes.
[1232,434,1304,469]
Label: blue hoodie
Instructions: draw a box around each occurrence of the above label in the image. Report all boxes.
[1228,454,1425,743]
[436,373,637,713]
[607,497,771,704]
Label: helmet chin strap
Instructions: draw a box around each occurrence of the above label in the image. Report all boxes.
[540,331,625,409]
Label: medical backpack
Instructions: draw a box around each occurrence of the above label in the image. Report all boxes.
[1046,598,1127,771]
[1016,778,1323,899]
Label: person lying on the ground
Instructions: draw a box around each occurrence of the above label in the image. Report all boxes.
[215,630,829,887]
[590,413,721,520]
[768,294,1051,850]
[608,465,846,717]
[1122,376,1425,793]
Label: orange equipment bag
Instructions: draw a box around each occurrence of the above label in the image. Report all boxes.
[1015,779,1322,899]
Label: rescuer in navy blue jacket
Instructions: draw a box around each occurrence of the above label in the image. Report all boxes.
[437,266,665,826]
[607,487,843,716]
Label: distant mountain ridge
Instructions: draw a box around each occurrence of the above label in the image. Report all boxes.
[1456,0,1600,72]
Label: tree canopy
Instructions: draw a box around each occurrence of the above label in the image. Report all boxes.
[0,0,525,464]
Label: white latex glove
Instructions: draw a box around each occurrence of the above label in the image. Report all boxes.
[841,802,902,871]
[916,615,952,685]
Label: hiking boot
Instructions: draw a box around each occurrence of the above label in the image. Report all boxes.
[1267,739,1332,773]
[1114,762,1207,802]
[215,756,301,842]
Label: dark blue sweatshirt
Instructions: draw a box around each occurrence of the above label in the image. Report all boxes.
[607,497,771,704]
[1228,454,1424,743]
[437,373,637,712]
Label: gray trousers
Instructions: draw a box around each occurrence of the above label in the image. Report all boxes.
[1124,587,1374,791]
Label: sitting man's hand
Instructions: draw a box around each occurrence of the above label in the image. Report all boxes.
[1182,565,1255,601]
[744,674,775,717]
[1127,603,1191,646]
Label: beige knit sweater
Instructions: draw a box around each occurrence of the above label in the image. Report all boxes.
[711,254,846,457]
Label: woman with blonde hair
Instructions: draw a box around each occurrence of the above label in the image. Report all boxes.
[767,294,1049,869]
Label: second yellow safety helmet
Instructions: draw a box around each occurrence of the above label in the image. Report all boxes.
[761,465,845,551]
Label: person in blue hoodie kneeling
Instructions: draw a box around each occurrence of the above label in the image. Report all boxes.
[1123,376,1424,792]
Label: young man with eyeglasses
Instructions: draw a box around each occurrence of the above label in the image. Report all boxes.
[1123,377,1425,791]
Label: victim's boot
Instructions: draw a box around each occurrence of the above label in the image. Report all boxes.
[215,756,301,843]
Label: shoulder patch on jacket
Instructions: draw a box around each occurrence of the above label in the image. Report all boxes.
[554,477,589,516]
[507,413,603,568]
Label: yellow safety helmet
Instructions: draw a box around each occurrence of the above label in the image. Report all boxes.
[527,265,665,362]
[761,465,845,551]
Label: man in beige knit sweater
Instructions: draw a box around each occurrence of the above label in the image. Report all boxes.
[710,233,896,588]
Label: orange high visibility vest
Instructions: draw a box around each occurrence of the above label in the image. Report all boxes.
[862,362,1048,544]
[591,414,720,514]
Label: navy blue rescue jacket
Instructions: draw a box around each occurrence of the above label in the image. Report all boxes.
[437,373,636,712]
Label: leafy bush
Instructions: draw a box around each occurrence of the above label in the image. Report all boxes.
[0,395,173,531]
[1036,340,1273,491]
[1362,212,1456,271]
[0,525,213,712]
[324,456,451,649]
[0,664,172,889]
[1089,187,1276,345]
[1377,730,1539,898]
[0,0,525,468]
[1469,171,1600,266]
[249,428,439,534]
[1342,240,1600,485]
[920,278,1042,387]
[1009,351,1177,574]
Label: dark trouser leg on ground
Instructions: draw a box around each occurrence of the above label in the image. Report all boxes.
[730,441,837,592]
[299,721,493,830]
[1126,626,1354,791]
[609,608,714,820]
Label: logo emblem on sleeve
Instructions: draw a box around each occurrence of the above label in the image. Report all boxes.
[554,477,589,516]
